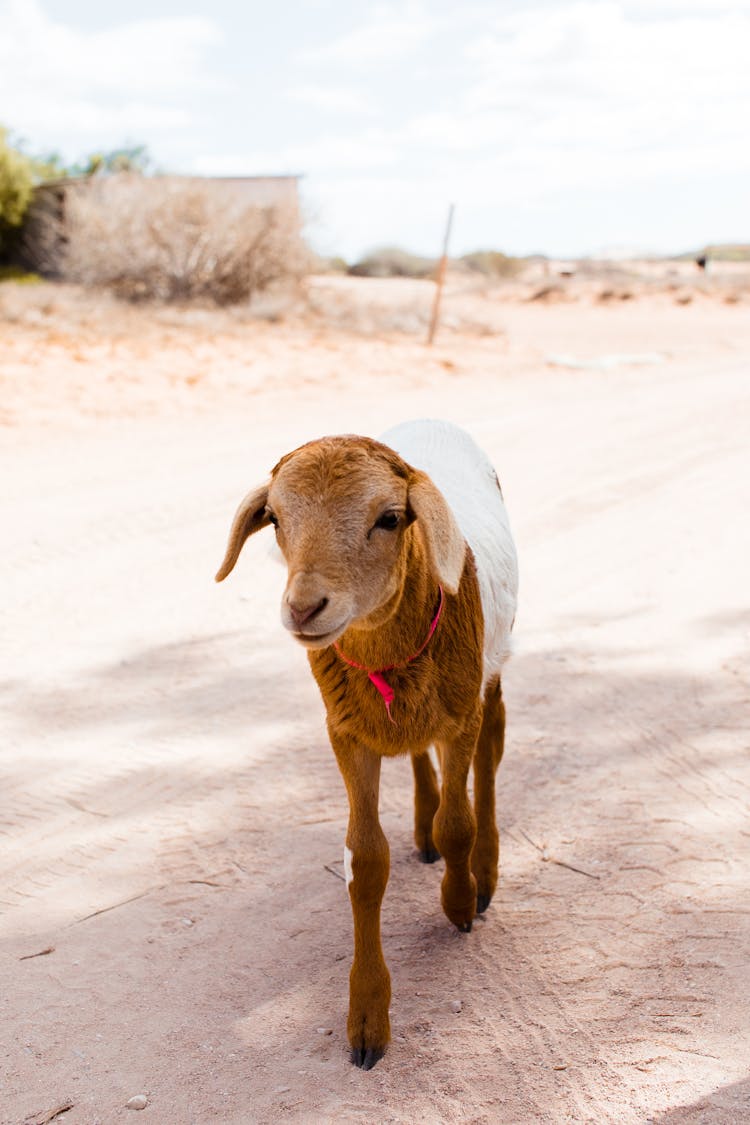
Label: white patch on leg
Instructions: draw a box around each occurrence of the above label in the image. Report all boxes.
[428,745,440,774]
[344,844,354,887]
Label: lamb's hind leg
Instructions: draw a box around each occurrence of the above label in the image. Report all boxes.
[471,677,505,914]
[411,749,440,863]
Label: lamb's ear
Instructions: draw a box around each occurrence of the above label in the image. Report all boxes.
[215,484,271,582]
[407,470,466,595]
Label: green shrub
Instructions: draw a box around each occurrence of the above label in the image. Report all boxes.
[0,264,43,284]
[0,127,34,253]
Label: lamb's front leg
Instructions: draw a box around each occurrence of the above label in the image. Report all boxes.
[332,736,391,1070]
[433,722,480,932]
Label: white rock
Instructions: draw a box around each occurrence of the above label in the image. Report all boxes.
[125,1095,148,1110]
[450,999,463,1014]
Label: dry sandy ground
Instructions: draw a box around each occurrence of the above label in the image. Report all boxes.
[1,276,749,1124]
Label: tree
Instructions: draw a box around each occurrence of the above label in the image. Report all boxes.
[65,145,153,178]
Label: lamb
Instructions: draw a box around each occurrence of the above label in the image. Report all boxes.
[215,418,518,1069]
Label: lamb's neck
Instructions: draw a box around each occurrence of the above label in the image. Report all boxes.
[336,542,439,672]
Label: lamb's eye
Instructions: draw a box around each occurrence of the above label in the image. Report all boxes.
[265,509,279,529]
[374,511,400,531]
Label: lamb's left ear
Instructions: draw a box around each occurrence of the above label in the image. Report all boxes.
[215,483,270,582]
[407,470,466,595]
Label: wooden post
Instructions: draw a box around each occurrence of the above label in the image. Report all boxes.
[427,203,455,346]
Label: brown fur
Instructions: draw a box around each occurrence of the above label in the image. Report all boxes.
[216,436,506,1070]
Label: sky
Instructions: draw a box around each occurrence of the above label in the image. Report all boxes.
[1,0,749,261]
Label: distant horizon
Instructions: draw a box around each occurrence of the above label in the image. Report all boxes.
[25,162,750,264]
[299,228,750,266]
[20,160,750,265]
[309,238,750,265]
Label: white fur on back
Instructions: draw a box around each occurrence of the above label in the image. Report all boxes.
[381,420,518,689]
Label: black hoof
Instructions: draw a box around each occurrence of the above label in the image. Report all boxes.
[457,920,472,933]
[476,893,491,914]
[419,847,441,864]
[351,1046,385,1070]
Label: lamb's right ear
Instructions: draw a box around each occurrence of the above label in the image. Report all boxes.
[407,470,466,595]
[215,484,271,582]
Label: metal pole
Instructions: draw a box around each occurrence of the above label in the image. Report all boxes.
[427,203,455,346]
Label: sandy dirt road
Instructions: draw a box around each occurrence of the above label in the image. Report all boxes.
[1,282,749,1123]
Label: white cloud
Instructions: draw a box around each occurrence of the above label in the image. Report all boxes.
[289,2,750,193]
[461,2,750,121]
[33,99,193,135]
[297,0,435,64]
[288,0,750,256]
[367,4,750,198]
[0,0,221,150]
[194,130,401,178]
[285,84,375,115]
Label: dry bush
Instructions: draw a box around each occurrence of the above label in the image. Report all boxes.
[60,175,310,304]
[459,250,522,279]
[597,287,635,303]
[527,283,569,303]
[348,246,436,279]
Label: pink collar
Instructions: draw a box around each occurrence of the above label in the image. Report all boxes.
[333,586,445,724]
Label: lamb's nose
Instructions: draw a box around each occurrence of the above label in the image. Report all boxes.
[288,596,329,629]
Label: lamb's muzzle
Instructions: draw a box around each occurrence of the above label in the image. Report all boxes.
[286,593,329,630]
[215,419,519,1069]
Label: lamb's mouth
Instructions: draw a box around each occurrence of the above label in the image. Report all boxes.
[291,622,349,649]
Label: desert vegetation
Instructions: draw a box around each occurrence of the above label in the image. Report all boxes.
[348,245,437,279]
[54,175,310,305]
[346,245,523,280]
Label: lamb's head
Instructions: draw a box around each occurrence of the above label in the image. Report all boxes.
[215,435,465,649]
